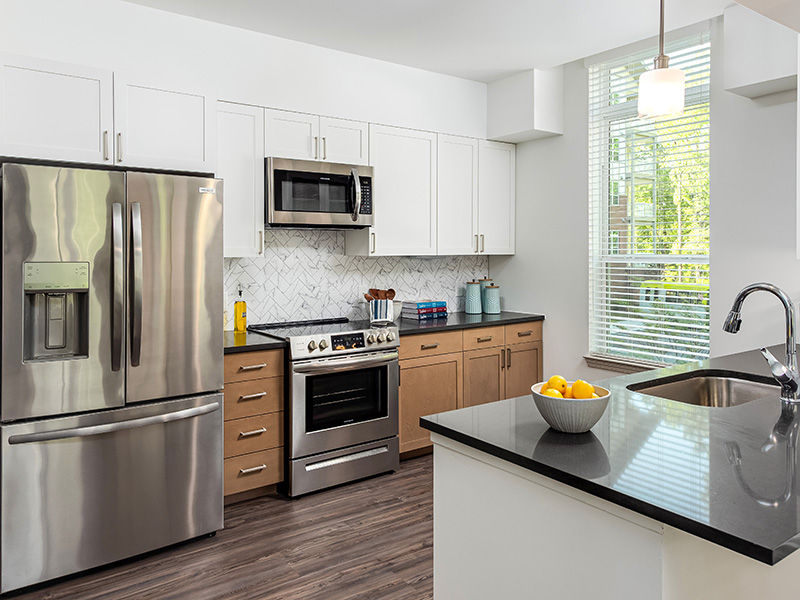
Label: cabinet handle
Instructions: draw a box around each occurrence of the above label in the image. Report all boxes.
[116,132,123,162]
[371,232,376,254]
[238,427,267,439]
[239,464,267,475]
[323,136,327,160]
[258,230,264,255]
[102,130,109,161]
[477,336,493,343]
[500,348,505,370]
[238,391,267,401]
[421,343,439,350]
[506,348,511,368]
[474,234,479,253]
[314,136,319,159]
[480,234,485,253]
[238,363,267,372]
[517,330,533,338]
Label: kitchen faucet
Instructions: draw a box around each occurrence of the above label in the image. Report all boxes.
[723,282,800,401]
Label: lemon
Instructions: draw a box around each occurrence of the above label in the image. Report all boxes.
[545,375,568,395]
[540,388,564,399]
[572,379,595,399]
[564,385,573,399]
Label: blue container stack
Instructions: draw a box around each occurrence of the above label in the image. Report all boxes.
[401,300,448,321]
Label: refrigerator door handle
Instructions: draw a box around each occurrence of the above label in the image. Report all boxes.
[111,203,124,371]
[130,202,143,367]
[7,401,220,445]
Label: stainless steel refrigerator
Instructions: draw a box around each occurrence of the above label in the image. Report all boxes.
[0,163,224,593]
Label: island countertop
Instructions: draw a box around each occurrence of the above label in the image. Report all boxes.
[421,344,800,565]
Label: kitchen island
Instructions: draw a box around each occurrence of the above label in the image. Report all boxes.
[421,345,800,600]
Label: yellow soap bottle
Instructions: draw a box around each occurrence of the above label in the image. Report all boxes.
[234,287,247,333]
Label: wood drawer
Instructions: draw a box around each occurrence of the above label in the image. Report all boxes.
[224,377,283,421]
[224,349,283,384]
[224,447,283,496]
[462,325,505,350]
[505,321,542,344]
[224,412,283,459]
[399,330,462,360]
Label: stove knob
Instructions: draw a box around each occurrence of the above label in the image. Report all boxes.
[386,332,396,342]
[319,339,329,350]
[367,334,376,344]
[377,332,387,343]
[307,340,317,352]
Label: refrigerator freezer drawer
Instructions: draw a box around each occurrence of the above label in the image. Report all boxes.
[0,394,223,594]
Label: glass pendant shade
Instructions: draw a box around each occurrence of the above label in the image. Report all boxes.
[637,66,685,118]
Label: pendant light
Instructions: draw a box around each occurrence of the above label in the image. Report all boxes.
[637,0,685,118]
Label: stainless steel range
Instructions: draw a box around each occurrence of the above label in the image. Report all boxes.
[250,318,399,496]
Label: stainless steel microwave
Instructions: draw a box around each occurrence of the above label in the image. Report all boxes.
[266,157,374,228]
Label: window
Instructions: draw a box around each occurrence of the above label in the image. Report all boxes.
[588,31,710,366]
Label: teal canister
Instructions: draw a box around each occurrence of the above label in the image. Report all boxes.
[478,278,493,307]
[483,284,501,314]
[465,281,482,314]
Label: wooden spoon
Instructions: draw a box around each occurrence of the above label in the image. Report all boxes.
[364,293,375,302]
[369,288,380,299]
[386,289,396,300]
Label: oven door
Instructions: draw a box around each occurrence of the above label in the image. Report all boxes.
[267,157,374,227]
[290,350,398,458]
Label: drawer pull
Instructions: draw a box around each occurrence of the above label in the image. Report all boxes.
[239,392,267,402]
[239,464,267,475]
[238,363,267,372]
[517,330,533,337]
[239,427,267,439]
[421,343,439,350]
[477,336,493,343]
[507,347,511,367]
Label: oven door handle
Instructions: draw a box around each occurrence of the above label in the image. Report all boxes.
[293,351,398,374]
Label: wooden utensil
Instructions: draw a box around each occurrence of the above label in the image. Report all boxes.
[364,293,375,302]
[369,288,380,299]
[387,289,396,300]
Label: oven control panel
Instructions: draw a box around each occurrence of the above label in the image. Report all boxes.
[289,326,399,359]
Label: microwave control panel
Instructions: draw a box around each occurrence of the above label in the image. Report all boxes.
[359,178,372,215]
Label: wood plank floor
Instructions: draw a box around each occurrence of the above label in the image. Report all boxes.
[12,455,433,600]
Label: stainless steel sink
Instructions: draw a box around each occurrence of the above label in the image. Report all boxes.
[627,370,780,407]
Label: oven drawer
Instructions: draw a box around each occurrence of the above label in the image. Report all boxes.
[223,378,283,421]
[224,447,284,495]
[463,326,505,350]
[224,349,283,384]
[399,330,462,360]
[224,412,283,458]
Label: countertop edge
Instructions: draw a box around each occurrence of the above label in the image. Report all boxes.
[420,417,777,565]
[398,312,544,336]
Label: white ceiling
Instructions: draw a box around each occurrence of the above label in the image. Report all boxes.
[125,0,734,82]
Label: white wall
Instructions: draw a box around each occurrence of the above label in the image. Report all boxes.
[0,0,486,138]
[492,16,798,379]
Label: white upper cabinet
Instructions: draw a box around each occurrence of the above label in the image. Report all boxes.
[0,55,113,164]
[217,102,265,258]
[114,76,215,172]
[319,116,369,165]
[478,140,515,255]
[437,134,478,255]
[347,124,437,256]
[264,108,320,160]
[487,68,563,143]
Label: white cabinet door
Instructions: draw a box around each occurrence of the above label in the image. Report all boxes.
[319,116,369,165]
[438,134,478,255]
[0,55,113,164]
[369,124,437,256]
[114,76,215,172]
[217,102,264,258]
[478,140,515,255]
[264,108,319,160]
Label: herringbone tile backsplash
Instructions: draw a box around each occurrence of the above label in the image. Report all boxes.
[224,229,489,325]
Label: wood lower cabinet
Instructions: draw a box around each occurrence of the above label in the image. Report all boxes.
[463,347,506,407]
[504,340,543,399]
[399,352,462,453]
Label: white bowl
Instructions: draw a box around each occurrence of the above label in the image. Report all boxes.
[531,382,610,434]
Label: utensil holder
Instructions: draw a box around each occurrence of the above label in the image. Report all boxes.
[369,299,394,324]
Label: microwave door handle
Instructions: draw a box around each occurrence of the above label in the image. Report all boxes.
[351,168,361,222]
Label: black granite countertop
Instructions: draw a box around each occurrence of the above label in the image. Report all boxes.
[223,330,286,354]
[421,344,800,565]
[398,311,543,335]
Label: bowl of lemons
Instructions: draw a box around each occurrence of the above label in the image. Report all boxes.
[531,375,610,434]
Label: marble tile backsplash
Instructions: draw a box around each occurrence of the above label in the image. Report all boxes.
[224,229,489,324]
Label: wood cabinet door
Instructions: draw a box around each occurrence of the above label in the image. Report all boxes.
[264,108,319,160]
[437,134,478,255]
[319,116,369,165]
[369,124,437,255]
[114,75,215,172]
[217,102,264,258]
[478,140,515,255]
[504,341,543,399]
[0,54,113,164]
[399,352,462,453]
[463,347,505,408]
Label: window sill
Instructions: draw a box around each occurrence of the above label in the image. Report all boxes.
[583,354,664,374]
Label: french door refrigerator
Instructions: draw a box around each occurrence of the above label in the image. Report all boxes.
[0,162,224,593]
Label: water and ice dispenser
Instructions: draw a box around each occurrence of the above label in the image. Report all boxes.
[23,262,90,361]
